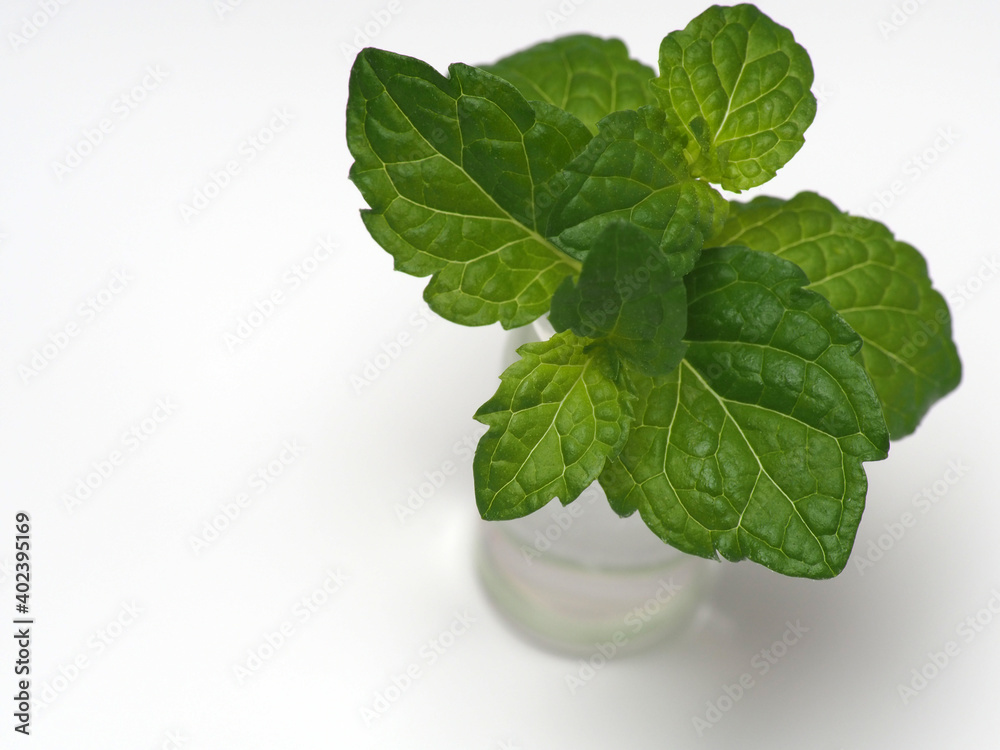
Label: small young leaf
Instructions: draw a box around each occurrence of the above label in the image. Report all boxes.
[651,4,817,191]
[474,330,634,520]
[549,221,688,376]
[599,245,889,579]
[347,48,591,329]
[710,191,962,439]
[547,106,729,276]
[483,35,657,134]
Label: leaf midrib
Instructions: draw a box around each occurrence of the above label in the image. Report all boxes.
[370,64,583,274]
[483,355,597,517]
[682,360,836,574]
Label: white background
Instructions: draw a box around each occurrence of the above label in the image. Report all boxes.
[1,0,998,747]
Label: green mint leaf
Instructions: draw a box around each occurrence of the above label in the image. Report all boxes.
[483,35,657,134]
[347,48,592,329]
[474,330,634,520]
[599,245,889,579]
[547,106,729,276]
[651,4,816,192]
[549,221,688,376]
[710,191,962,439]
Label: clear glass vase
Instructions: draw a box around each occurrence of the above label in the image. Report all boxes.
[475,320,719,655]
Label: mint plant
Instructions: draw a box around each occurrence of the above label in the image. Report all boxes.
[346,4,961,579]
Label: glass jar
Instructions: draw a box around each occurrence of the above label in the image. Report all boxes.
[475,319,719,655]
